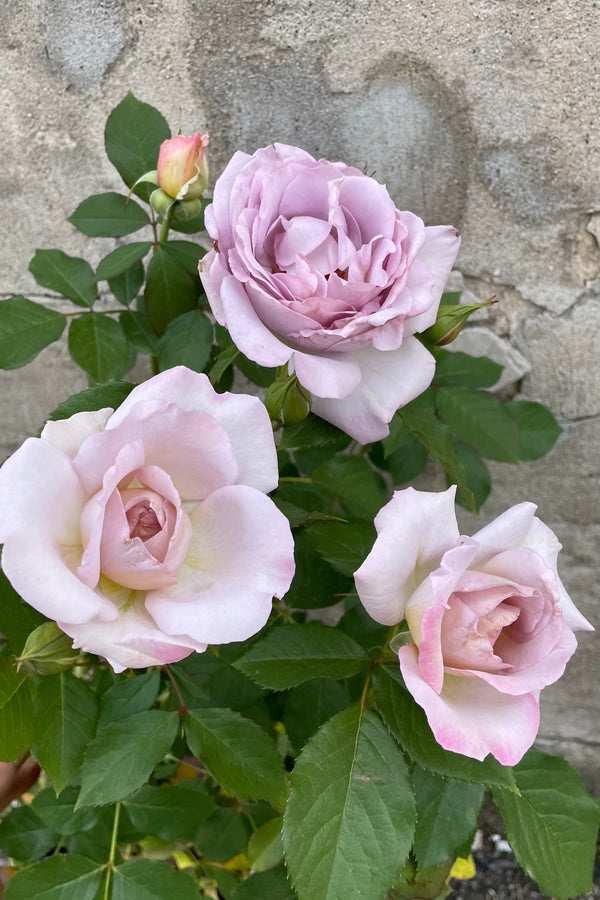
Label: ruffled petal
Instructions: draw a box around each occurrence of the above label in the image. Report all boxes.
[399,644,540,765]
[310,337,436,443]
[146,485,295,645]
[355,486,460,626]
[403,225,461,335]
[41,409,113,458]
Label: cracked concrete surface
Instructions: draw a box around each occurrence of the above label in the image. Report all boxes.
[0,0,598,783]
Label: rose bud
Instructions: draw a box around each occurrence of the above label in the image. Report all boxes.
[157,133,209,201]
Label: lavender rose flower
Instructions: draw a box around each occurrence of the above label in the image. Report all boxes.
[199,144,461,443]
[354,487,593,765]
[0,368,295,672]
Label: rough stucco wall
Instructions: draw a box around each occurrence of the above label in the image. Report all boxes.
[0,0,599,787]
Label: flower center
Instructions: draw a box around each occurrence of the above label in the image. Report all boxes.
[126,501,162,541]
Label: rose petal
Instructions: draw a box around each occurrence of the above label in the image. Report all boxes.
[41,409,113,458]
[146,485,295,645]
[310,337,436,443]
[399,644,540,765]
[292,349,362,399]
[106,368,280,494]
[61,583,207,673]
[355,486,461,626]
[470,502,538,568]
[403,225,462,335]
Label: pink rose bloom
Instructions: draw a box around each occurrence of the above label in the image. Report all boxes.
[199,144,460,443]
[157,133,209,201]
[354,487,593,765]
[0,368,294,673]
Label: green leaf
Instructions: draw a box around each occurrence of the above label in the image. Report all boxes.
[162,239,206,274]
[119,310,160,353]
[280,416,352,452]
[283,679,350,752]
[0,564,46,654]
[433,350,503,388]
[185,707,286,800]
[232,867,298,900]
[0,297,66,369]
[450,440,491,511]
[68,312,131,382]
[170,650,264,712]
[4,855,103,900]
[48,381,135,421]
[506,399,562,460]
[283,527,351,609]
[32,787,100,836]
[283,705,415,900]
[0,805,58,862]
[412,766,484,870]
[195,807,250,861]
[112,859,200,900]
[209,344,240,385]
[29,250,97,308]
[0,655,34,761]
[105,93,171,200]
[312,457,387,521]
[492,748,600,899]
[109,260,145,305]
[157,309,213,372]
[64,807,114,863]
[97,670,160,729]
[125,781,215,842]
[234,624,369,690]
[435,386,520,463]
[77,710,179,806]
[31,672,99,795]
[96,242,152,281]
[305,520,376,577]
[248,817,284,872]
[69,192,150,237]
[372,666,517,790]
[399,390,475,512]
[144,246,198,335]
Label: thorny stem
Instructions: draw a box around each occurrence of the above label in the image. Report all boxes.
[159,206,175,243]
[164,664,187,716]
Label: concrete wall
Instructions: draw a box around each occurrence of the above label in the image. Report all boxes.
[1,0,598,788]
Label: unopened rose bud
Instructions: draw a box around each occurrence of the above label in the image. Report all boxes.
[421,298,496,346]
[17,622,79,675]
[149,188,176,219]
[173,197,203,221]
[157,133,209,201]
[265,374,311,425]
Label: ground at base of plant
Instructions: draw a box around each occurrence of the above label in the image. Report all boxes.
[448,800,600,900]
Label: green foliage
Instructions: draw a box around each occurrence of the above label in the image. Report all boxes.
[411,767,484,871]
[29,249,97,308]
[104,93,171,200]
[97,670,160,728]
[433,350,503,388]
[32,672,99,794]
[4,855,104,900]
[157,309,213,372]
[435,386,520,462]
[493,748,600,899]
[0,565,47,654]
[68,312,131,382]
[77,710,179,806]
[144,246,199,335]
[69,192,150,237]
[124,781,215,841]
[283,705,415,900]
[506,399,562,459]
[111,859,200,900]
[109,260,146,305]
[96,242,152,281]
[0,654,34,761]
[48,381,135,421]
[0,804,58,862]
[185,707,286,800]
[234,624,369,689]
[0,296,66,369]
[305,520,377,577]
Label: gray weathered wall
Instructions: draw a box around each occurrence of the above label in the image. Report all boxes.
[1,0,598,788]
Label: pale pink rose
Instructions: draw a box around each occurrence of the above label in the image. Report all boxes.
[157,133,209,201]
[199,144,460,443]
[354,487,593,765]
[0,368,295,673]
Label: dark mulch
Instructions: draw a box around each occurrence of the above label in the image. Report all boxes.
[447,799,600,900]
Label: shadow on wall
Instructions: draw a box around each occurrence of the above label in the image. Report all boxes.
[193,52,472,227]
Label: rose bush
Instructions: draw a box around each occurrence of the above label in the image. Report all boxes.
[354,486,593,764]
[199,143,461,443]
[0,367,295,672]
